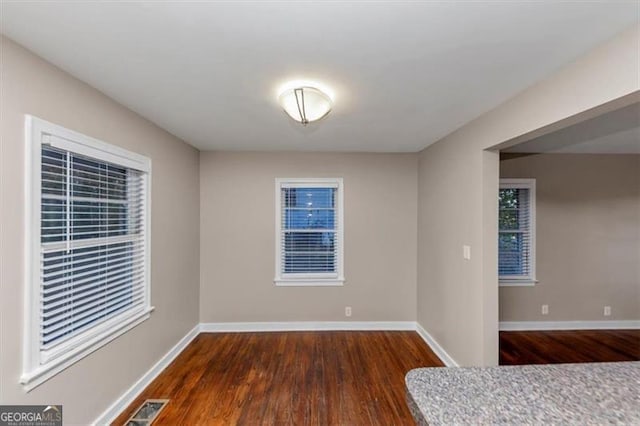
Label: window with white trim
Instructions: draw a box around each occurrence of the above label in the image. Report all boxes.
[275,178,344,286]
[498,178,536,285]
[22,116,152,389]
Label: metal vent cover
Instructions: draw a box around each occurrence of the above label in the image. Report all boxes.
[126,399,169,425]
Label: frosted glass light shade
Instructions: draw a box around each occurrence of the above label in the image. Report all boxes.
[278,86,332,125]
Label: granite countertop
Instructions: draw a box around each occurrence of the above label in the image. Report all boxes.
[406,361,640,425]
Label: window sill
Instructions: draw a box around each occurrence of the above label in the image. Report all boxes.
[499,279,537,287]
[21,306,154,391]
[274,278,345,287]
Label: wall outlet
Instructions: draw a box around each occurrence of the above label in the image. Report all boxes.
[463,245,471,260]
[541,304,549,315]
[604,306,611,316]
[345,306,352,317]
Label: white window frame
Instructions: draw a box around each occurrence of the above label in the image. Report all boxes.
[22,116,153,390]
[499,178,537,287]
[274,178,344,287]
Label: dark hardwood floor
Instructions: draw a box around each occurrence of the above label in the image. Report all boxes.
[500,329,640,365]
[113,331,444,425]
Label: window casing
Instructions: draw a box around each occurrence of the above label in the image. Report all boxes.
[498,178,536,286]
[275,178,344,286]
[22,116,152,390]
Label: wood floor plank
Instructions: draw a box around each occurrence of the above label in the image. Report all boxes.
[113,331,444,425]
[114,329,639,424]
[500,329,640,365]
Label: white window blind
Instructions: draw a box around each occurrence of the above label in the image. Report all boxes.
[22,116,152,390]
[40,145,147,350]
[498,179,536,282]
[275,179,344,286]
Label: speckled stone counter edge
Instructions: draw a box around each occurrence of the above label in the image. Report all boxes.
[405,362,640,425]
[405,382,429,426]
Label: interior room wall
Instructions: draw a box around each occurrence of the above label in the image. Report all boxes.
[199,151,418,323]
[499,153,640,322]
[416,25,639,367]
[0,36,200,423]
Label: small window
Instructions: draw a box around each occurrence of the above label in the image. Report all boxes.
[498,178,536,286]
[22,116,152,390]
[275,178,344,286]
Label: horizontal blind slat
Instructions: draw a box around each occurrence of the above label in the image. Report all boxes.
[42,243,144,268]
[42,234,144,253]
[42,284,146,324]
[42,249,145,280]
[41,270,145,308]
[41,282,145,337]
[41,297,145,346]
[42,256,146,290]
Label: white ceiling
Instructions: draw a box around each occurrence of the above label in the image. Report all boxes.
[505,103,640,154]
[1,2,638,152]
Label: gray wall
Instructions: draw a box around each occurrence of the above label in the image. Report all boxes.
[199,151,418,322]
[0,37,200,423]
[416,25,639,367]
[500,154,640,321]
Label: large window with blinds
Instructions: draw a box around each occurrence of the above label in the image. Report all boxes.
[22,116,152,389]
[275,178,344,286]
[498,178,536,285]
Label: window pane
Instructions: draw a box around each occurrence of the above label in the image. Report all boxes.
[280,185,338,275]
[499,188,520,209]
[71,155,128,200]
[498,232,526,275]
[283,209,335,230]
[283,187,335,208]
[42,148,67,197]
[71,200,129,240]
[39,145,147,349]
[499,209,521,230]
[41,242,139,347]
[284,231,336,273]
[41,198,66,243]
[498,185,532,278]
[41,146,142,243]
[41,147,68,243]
[284,232,335,252]
[284,253,336,273]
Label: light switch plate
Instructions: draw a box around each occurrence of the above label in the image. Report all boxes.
[463,245,471,260]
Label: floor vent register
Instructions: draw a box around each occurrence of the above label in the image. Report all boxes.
[126,399,169,425]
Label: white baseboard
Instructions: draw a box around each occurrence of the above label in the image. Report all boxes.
[199,321,416,333]
[92,324,200,425]
[415,323,459,367]
[499,320,640,331]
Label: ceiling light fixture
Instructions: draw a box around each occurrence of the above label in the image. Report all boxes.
[278,84,333,125]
